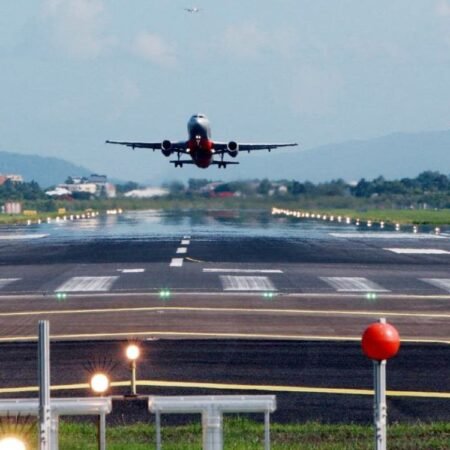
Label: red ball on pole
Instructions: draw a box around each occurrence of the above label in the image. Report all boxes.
[362,321,400,360]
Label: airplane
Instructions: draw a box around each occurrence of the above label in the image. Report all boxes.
[185,7,200,13]
[106,114,298,169]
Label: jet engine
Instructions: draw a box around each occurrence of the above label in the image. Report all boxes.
[227,141,239,157]
[161,140,172,157]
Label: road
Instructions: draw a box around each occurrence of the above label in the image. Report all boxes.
[0,209,448,423]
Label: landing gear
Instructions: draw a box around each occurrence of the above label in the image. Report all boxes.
[218,154,227,169]
[174,152,183,167]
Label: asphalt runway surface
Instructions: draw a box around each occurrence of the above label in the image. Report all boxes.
[0,209,448,423]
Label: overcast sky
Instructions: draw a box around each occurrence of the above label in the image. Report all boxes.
[1,1,449,183]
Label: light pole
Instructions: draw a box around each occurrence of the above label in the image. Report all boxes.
[126,344,141,396]
[90,373,109,450]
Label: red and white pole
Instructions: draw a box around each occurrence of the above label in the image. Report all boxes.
[362,318,400,450]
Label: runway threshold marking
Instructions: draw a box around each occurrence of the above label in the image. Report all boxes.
[204,269,283,274]
[421,279,450,293]
[320,277,390,292]
[117,269,145,273]
[0,380,448,399]
[0,234,48,240]
[385,248,450,255]
[0,278,20,289]
[55,276,119,292]
[220,275,276,291]
[330,232,443,240]
[0,306,448,320]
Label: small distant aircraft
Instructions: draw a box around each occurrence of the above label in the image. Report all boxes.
[106,114,298,169]
[185,7,200,13]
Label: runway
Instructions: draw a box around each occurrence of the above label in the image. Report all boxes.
[0,209,448,422]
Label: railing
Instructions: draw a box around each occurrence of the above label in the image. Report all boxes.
[149,395,277,450]
[0,397,112,450]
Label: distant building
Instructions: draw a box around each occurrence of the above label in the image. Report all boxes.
[3,202,22,214]
[88,174,108,184]
[48,174,116,198]
[0,174,23,185]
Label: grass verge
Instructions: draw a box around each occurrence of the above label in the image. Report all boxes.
[27,418,448,449]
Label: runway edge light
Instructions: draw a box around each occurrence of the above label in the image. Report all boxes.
[159,289,171,299]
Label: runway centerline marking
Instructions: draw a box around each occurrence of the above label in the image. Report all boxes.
[170,258,183,267]
[385,248,450,255]
[220,275,276,291]
[181,239,190,245]
[55,276,118,292]
[421,278,450,293]
[320,277,389,292]
[176,247,187,254]
[204,269,283,274]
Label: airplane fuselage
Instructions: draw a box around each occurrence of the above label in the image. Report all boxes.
[106,114,297,169]
[187,114,214,168]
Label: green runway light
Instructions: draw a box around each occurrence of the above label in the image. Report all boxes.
[263,292,276,299]
[159,289,171,299]
[366,292,377,301]
[56,292,67,301]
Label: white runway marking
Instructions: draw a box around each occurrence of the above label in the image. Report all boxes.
[204,269,283,274]
[56,276,118,292]
[0,234,48,240]
[321,277,390,292]
[385,248,450,255]
[183,235,191,239]
[170,258,184,267]
[330,233,443,239]
[181,240,190,245]
[0,278,20,289]
[117,269,145,273]
[421,278,450,293]
[176,247,187,254]
[220,276,276,291]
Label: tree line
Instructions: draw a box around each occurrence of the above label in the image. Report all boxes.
[0,171,449,210]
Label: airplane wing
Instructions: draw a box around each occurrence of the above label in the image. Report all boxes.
[105,140,189,153]
[213,142,298,153]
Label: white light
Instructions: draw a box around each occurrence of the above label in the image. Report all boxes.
[0,437,26,450]
[126,344,140,361]
[90,373,109,394]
